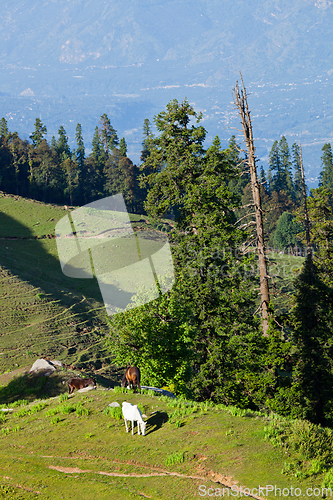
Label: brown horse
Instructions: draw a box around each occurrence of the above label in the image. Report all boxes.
[67,377,96,395]
[121,366,141,394]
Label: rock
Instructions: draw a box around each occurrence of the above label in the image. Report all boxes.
[50,360,63,367]
[77,385,95,393]
[108,402,120,407]
[29,358,60,375]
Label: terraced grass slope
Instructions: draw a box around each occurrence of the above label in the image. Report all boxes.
[0,192,169,374]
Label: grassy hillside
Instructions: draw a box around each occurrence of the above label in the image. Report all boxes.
[0,371,329,500]
[0,192,169,375]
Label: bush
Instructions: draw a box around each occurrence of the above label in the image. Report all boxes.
[165,452,185,466]
[103,406,123,419]
[265,416,333,478]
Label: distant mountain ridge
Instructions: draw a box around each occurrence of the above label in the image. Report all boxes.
[1,0,333,184]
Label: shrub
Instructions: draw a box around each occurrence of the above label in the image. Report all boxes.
[322,468,333,489]
[265,416,333,478]
[59,404,76,415]
[103,406,122,419]
[113,386,132,394]
[50,416,61,425]
[76,405,89,417]
[165,452,185,466]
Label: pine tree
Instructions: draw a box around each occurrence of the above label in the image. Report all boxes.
[99,113,118,158]
[91,126,104,165]
[291,256,333,425]
[268,140,280,193]
[56,125,71,160]
[30,118,47,147]
[119,137,127,157]
[268,136,293,197]
[278,136,293,198]
[291,142,303,205]
[140,118,152,162]
[272,211,303,251]
[0,117,9,138]
[50,136,57,153]
[75,123,85,169]
[226,135,250,198]
[63,157,80,206]
[319,143,333,193]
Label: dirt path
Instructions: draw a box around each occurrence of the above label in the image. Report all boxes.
[44,455,267,500]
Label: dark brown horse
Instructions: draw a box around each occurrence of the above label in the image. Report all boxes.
[121,366,141,394]
[67,377,96,395]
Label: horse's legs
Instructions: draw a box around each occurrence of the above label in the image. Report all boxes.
[131,420,134,435]
[124,419,129,433]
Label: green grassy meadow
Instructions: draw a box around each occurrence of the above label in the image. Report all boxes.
[0,381,328,500]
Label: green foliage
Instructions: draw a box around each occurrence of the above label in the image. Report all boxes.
[75,122,85,169]
[107,99,293,412]
[319,143,333,193]
[113,386,132,394]
[268,136,293,198]
[165,451,185,466]
[46,407,59,417]
[16,402,47,417]
[290,255,333,425]
[307,187,333,285]
[272,211,303,250]
[103,406,123,419]
[99,113,118,157]
[0,483,38,499]
[75,405,89,417]
[322,468,333,489]
[119,137,127,157]
[59,403,76,415]
[265,416,333,478]
[140,118,152,162]
[29,118,47,147]
[50,416,61,425]
[107,282,195,394]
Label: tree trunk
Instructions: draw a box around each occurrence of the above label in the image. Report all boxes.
[233,74,270,335]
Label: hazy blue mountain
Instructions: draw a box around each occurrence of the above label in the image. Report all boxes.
[1,0,333,184]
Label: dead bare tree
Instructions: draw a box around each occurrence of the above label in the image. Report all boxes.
[233,74,270,336]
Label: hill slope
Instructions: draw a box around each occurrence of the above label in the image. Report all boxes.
[0,383,327,500]
[0,193,114,373]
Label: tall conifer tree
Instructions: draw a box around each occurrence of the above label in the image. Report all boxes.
[319,143,333,193]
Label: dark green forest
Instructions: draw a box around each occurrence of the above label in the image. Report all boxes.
[1,100,333,426]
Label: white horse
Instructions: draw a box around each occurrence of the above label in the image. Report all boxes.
[122,401,146,436]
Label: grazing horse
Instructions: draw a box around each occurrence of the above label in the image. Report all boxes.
[122,401,146,436]
[121,366,141,394]
[67,377,96,395]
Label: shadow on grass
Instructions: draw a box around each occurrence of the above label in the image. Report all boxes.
[0,371,66,405]
[145,411,169,435]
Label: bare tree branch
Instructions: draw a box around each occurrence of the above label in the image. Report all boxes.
[233,73,270,336]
